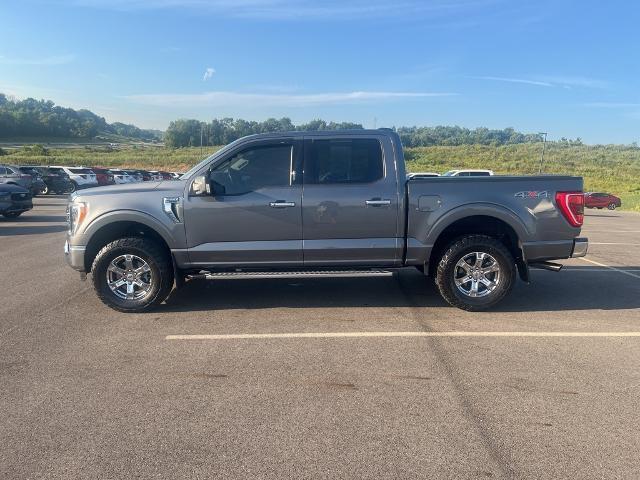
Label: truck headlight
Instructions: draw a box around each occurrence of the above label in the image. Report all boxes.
[68,202,88,234]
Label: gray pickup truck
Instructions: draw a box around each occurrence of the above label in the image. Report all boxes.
[64,129,588,312]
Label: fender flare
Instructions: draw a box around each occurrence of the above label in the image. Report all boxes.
[424,202,531,247]
[82,209,176,248]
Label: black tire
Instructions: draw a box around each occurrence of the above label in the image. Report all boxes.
[607,203,616,210]
[91,237,174,313]
[2,212,22,218]
[435,235,516,311]
[69,181,78,193]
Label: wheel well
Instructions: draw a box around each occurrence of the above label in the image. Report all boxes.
[427,216,522,276]
[84,221,170,272]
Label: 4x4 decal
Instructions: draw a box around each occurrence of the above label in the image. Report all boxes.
[515,191,549,199]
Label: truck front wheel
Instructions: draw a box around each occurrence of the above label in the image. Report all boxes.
[435,235,515,311]
[91,237,174,313]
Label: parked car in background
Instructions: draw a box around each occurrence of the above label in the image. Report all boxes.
[147,170,164,181]
[148,170,174,181]
[49,166,98,191]
[407,172,440,179]
[584,192,622,210]
[169,172,184,179]
[108,169,137,184]
[0,183,33,218]
[44,167,77,194]
[0,164,35,191]
[16,166,47,196]
[442,169,494,177]
[89,167,116,187]
[120,169,146,182]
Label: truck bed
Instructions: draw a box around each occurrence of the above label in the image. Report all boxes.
[404,175,584,265]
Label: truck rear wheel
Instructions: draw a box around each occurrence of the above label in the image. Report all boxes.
[91,237,174,313]
[435,235,515,311]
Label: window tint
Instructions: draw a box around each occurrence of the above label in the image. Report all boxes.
[305,138,383,184]
[210,144,293,195]
[469,171,491,176]
[0,167,6,175]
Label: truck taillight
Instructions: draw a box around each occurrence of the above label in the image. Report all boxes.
[556,192,584,227]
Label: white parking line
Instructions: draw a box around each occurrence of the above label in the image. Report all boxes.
[535,268,640,272]
[590,242,640,246]
[579,257,640,280]
[585,230,640,233]
[166,331,640,340]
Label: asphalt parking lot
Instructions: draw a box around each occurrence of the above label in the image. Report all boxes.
[1,196,639,479]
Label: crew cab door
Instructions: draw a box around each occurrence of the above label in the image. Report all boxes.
[183,139,303,267]
[301,135,402,266]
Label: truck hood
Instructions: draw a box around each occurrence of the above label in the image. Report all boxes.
[73,180,186,197]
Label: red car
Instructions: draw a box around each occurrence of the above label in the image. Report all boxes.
[89,167,116,187]
[584,192,622,210]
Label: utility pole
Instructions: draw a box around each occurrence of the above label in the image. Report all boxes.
[537,132,547,174]
[200,123,204,155]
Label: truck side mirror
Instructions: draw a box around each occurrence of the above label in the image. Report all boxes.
[190,175,209,196]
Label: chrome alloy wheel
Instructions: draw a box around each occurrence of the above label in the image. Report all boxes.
[106,254,153,300]
[454,252,501,298]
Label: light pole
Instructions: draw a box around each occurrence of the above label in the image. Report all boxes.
[537,132,547,174]
[200,123,204,155]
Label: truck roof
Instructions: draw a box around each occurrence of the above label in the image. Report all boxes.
[236,128,397,141]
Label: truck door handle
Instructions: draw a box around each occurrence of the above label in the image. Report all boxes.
[269,201,296,208]
[365,199,391,206]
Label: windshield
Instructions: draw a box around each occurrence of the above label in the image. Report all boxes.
[442,170,457,176]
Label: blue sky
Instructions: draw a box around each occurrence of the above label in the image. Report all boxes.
[1,0,638,143]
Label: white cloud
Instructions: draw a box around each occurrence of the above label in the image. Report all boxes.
[71,0,502,20]
[123,90,457,108]
[537,76,608,89]
[202,67,216,81]
[471,76,553,87]
[582,102,640,108]
[0,54,76,65]
[472,75,607,89]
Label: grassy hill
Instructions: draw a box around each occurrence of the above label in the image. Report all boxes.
[3,142,639,211]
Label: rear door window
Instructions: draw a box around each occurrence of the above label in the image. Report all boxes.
[304,138,383,184]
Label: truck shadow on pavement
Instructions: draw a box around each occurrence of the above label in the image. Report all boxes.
[160,266,640,313]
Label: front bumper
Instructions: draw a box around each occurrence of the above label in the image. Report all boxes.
[571,237,588,258]
[1,199,33,214]
[64,240,86,272]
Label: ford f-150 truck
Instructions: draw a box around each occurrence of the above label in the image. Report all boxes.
[64,129,588,312]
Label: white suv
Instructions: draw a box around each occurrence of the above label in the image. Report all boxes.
[108,169,137,184]
[50,166,98,190]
